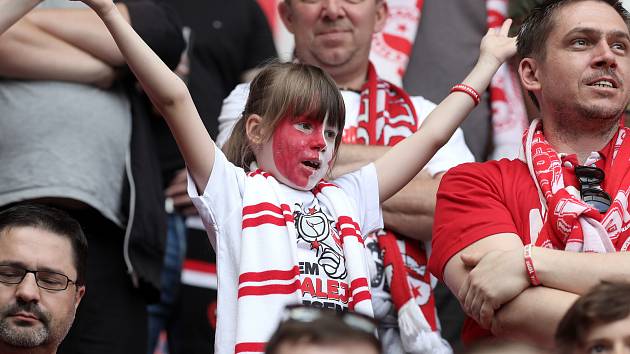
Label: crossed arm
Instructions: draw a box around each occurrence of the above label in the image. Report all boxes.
[0,1,182,85]
[0,2,130,87]
[444,232,630,347]
[0,0,41,34]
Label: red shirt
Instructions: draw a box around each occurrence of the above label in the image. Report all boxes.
[428,138,630,343]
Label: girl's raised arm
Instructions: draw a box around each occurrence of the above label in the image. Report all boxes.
[75,0,215,192]
[374,19,517,201]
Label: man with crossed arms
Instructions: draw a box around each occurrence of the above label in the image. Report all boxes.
[429,0,630,348]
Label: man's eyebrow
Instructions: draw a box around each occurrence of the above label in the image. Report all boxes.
[609,30,630,42]
[0,260,27,268]
[564,27,601,38]
[0,260,67,275]
[564,27,630,41]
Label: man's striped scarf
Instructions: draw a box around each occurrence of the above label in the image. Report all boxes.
[343,63,450,353]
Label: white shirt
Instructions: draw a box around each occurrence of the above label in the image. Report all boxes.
[189,146,383,354]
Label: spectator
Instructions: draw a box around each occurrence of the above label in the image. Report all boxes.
[265,305,381,354]
[429,0,630,349]
[0,204,87,354]
[215,1,475,352]
[556,281,630,354]
[0,1,184,353]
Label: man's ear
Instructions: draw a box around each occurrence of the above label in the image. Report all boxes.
[74,286,86,310]
[246,114,265,146]
[279,1,295,34]
[374,0,388,33]
[519,57,542,93]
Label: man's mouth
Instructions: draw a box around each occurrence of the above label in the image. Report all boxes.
[8,311,41,323]
[587,78,618,89]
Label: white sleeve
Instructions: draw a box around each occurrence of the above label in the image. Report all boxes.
[333,163,384,238]
[187,145,245,248]
[216,83,251,148]
[412,95,475,176]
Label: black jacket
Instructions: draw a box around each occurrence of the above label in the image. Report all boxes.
[121,0,185,301]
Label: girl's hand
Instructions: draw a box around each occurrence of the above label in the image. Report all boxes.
[70,0,115,17]
[479,19,518,68]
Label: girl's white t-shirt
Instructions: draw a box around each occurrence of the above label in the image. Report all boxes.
[188,146,383,354]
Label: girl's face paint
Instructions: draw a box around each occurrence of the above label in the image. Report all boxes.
[257,115,337,190]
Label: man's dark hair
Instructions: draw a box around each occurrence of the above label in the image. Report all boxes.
[516,0,630,107]
[517,0,630,60]
[265,308,381,354]
[0,203,88,286]
[555,281,630,354]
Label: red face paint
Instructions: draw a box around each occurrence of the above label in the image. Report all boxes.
[258,115,337,190]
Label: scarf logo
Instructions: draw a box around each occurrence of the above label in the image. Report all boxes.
[294,205,347,280]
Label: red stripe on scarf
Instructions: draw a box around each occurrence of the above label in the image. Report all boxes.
[312,181,337,195]
[337,216,360,230]
[349,290,372,311]
[242,215,293,229]
[235,342,266,353]
[339,228,363,244]
[238,280,301,298]
[243,202,291,216]
[247,169,272,178]
[239,267,300,284]
[350,277,368,292]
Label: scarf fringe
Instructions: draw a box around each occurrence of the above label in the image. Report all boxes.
[398,300,453,354]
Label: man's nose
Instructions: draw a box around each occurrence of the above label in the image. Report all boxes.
[593,40,618,70]
[15,273,41,303]
[321,0,345,19]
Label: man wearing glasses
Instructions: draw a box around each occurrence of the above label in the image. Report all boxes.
[0,204,87,354]
[429,0,630,349]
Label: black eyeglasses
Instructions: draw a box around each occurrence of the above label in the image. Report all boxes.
[0,264,77,291]
[280,304,377,334]
[574,165,612,213]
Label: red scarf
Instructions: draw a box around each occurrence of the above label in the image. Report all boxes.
[524,120,630,252]
[343,63,438,332]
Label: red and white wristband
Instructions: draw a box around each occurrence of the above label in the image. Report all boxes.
[450,83,481,106]
[523,244,541,286]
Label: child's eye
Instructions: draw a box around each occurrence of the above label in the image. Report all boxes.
[295,122,312,131]
[325,129,337,139]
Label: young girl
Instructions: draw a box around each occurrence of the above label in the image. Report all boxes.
[76,0,516,352]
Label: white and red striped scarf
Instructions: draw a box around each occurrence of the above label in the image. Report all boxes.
[343,63,449,353]
[344,62,418,146]
[234,169,374,354]
[524,119,630,252]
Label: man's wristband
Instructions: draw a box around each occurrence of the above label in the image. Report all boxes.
[450,84,481,106]
[524,244,541,286]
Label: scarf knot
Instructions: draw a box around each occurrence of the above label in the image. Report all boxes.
[523,119,630,253]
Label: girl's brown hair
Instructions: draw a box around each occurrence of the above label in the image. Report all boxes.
[223,61,345,171]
